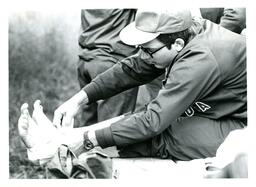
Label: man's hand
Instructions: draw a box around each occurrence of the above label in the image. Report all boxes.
[53,101,77,128]
[53,90,88,128]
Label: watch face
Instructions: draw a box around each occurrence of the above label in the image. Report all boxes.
[84,131,95,151]
[84,139,94,150]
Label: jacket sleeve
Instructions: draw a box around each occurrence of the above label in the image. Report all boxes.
[95,50,221,148]
[200,8,224,24]
[83,53,165,103]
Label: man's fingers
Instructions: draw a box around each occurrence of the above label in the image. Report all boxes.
[62,115,74,128]
[53,110,63,129]
[53,110,74,128]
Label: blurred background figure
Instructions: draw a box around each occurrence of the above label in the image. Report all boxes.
[219,8,246,34]
[198,8,246,34]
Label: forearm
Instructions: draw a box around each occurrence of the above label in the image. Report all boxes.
[83,55,164,104]
[59,115,126,154]
[69,89,89,107]
[82,62,143,103]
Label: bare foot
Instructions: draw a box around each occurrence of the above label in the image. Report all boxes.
[18,100,61,162]
[18,103,37,148]
[32,100,56,130]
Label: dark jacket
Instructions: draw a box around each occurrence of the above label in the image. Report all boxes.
[78,9,137,63]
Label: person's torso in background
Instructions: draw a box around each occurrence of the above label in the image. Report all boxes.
[78,9,137,63]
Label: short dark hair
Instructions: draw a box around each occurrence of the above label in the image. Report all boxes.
[156,29,191,49]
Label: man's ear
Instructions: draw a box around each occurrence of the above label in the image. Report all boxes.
[172,38,185,52]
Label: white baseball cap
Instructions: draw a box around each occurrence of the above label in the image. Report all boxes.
[120,9,192,46]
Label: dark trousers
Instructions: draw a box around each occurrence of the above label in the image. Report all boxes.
[77,59,138,126]
[118,116,246,161]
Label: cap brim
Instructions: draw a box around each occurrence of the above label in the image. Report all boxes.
[120,22,160,46]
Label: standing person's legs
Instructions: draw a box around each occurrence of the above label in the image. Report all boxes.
[77,59,138,126]
[77,59,100,126]
[117,116,246,160]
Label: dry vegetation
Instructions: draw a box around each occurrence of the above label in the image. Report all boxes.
[9,11,83,178]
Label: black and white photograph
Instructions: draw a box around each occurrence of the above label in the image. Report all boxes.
[3,0,255,184]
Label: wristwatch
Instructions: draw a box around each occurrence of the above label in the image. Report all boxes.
[83,131,95,151]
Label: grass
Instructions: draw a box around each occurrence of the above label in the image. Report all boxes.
[9,11,83,178]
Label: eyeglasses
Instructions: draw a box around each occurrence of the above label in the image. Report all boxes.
[137,45,166,58]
